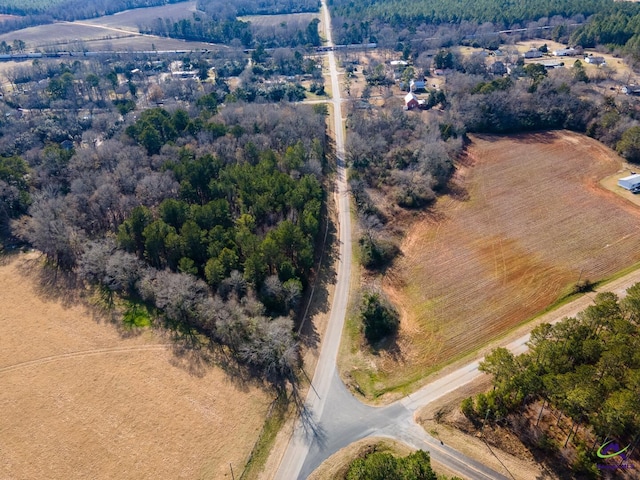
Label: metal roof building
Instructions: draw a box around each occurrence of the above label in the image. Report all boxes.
[618,174,640,190]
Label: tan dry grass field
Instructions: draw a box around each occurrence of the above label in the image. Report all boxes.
[0,1,213,52]
[0,253,270,480]
[360,131,640,395]
[83,1,198,30]
[238,13,320,27]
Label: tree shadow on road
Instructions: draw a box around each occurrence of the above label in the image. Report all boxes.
[297,201,339,351]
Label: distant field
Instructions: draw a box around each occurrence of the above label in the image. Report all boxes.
[0,253,269,480]
[0,1,212,52]
[0,22,214,52]
[350,131,640,396]
[0,14,21,22]
[239,12,320,26]
[84,1,198,30]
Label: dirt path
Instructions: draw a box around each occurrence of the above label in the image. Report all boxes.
[0,344,170,374]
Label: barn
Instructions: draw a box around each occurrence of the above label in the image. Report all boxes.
[404,92,419,110]
[618,173,640,190]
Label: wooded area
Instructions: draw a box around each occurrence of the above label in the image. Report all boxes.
[0,49,329,394]
[466,285,640,475]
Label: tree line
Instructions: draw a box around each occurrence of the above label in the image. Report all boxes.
[0,59,329,392]
[0,0,186,18]
[142,14,322,48]
[570,4,640,60]
[329,0,606,44]
[464,286,640,476]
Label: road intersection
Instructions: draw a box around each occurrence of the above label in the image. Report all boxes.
[274,2,640,478]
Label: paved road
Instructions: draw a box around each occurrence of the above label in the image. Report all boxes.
[274,0,352,478]
[274,2,640,479]
[275,2,510,479]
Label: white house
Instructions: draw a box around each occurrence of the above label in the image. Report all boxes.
[618,174,640,190]
[553,48,576,57]
[584,56,606,65]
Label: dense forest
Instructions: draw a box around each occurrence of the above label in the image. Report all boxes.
[143,0,321,49]
[328,0,607,45]
[0,52,329,394]
[346,101,456,268]
[464,286,640,475]
[0,0,186,20]
[142,15,321,48]
[570,5,640,59]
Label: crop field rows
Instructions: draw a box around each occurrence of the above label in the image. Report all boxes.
[381,131,640,389]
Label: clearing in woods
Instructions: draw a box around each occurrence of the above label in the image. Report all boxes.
[344,131,640,398]
[0,253,270,480]
[238,13,320,26]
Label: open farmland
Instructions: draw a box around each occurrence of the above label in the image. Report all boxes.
[0,22,214,52]
[354,131,640,396]
[0,1,213,52]
[239,12,320,26]
[83,1,198,31]
[0,253,270,480]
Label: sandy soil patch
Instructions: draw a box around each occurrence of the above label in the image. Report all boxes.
[0,253,270,480]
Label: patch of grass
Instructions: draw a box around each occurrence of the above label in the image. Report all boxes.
[240,394,289,480]
[122,301,152,328]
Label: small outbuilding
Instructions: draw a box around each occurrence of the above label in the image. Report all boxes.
[618,173,640,190]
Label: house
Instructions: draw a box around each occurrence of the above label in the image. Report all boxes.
[523,49,543,59]
[584,56,606,66]
[532,59,564,69]
[553,48,576,57]
[489,61,506,75]
[410,79,426,91]
[618,173,640,190]
[404,92,419,110]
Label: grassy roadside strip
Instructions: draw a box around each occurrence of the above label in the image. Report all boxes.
[240,394,290,480]
[338,253,640,401]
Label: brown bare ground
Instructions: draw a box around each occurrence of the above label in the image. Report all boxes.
[0,253,270,480]
[374,131,640,393]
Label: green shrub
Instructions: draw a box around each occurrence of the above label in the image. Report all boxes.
[361,292,400,344]
[346,449,438,480]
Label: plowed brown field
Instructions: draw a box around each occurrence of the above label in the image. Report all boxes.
[379,131,640,392]
[0,253,269,480]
